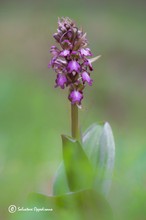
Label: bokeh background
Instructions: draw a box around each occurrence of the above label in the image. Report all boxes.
[0,0,146,219]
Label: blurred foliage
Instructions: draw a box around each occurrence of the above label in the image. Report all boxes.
[0,0,146,220]
[13,190,112,220]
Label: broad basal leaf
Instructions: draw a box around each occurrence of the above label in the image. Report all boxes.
[97,122,115,195]
[82,123,103,167]
[53,161,70,196]
[82,122,115,195]
[62,135,94,192]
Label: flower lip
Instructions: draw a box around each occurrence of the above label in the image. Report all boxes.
[55,73,67,89]
[67,60,81,73]
[69,90,83,104]
[81,71,93,86]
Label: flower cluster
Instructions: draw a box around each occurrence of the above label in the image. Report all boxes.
[49,17,100,106]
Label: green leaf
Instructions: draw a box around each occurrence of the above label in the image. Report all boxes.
[53,162,70,196]
[82,122,115,195]
[12,190,112,220]
[82,123,103,167]
[97,122,115,195]
[62,135,94,192]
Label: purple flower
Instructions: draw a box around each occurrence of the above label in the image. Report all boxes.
[81,71,93,86]
[55,74,67,89]
[67,60,81,74]
[84,59,93,71]
[60,49,70,57]
[48,57,57,68]
[69,90,83,104]
[80,48,92,57]
[50,46,60,56]
[52,58,67,74]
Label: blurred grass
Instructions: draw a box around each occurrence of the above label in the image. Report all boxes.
[0,1,146,220]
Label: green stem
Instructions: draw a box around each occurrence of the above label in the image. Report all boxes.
[71,104,79,139]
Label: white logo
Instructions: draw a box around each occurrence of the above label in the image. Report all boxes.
[8,205,17,213]
[8,205,53,213]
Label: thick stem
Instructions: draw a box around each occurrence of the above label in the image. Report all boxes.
[71,104,79,139]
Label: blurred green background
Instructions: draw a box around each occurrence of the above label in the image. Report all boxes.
[0,0,146,219]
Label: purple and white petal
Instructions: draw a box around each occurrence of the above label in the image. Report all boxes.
[50,46,60,56]
[67,60,81,73]
[69,90,83,104]
[60,49,70,57]
[81,71,93,86]
[80,48,92,57]
[84,59,93,71]
[55,74,67,89]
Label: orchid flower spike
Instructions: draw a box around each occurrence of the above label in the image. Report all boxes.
[49,17,101,107]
